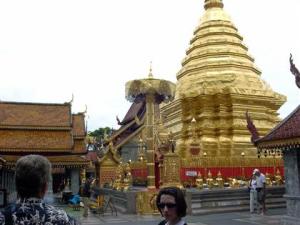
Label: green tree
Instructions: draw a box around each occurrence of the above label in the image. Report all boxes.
[88,127,113,141]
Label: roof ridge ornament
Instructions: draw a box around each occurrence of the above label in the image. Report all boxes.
[204,0,224,10]
[148,61,153,78]
[67,93,74,105]
[289,53,300,88]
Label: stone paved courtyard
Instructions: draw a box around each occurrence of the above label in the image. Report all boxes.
[62,206,285,225]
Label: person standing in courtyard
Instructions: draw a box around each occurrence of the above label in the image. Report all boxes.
[81,177,93,217]
[156,187,187,225]
[248,173,258,213]
[0,154,78,225]
[253,168,266,215]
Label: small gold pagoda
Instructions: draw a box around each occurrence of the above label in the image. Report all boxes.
[161,0,286,178]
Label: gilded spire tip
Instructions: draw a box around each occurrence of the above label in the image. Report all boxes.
[204,0,223,10]
[148,61,153,78]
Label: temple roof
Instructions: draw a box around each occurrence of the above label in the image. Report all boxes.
[0,130,73,152]
[72,113,86,137]
[108,101,146,150]
[118,101,145,125]
[256,105,300,150]
[0,101,71,128]
[85,150,99,163]
[0,101,87,154]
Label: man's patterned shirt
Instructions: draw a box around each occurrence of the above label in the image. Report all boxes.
[0,198,78,225]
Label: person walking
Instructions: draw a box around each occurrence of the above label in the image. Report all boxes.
[156,187,187,225]
[248,173,258,213]
[253,168,266,215]
[0,154,78,225]
[81,177,93,217]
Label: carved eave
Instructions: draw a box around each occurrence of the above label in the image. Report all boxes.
[1,155,89,169]
[114,123,145,150]
[0,126,71,130]
[256,138,300,151]
[99,145,120,164]
[0,148,73,153]
[256,105,300,151]
[108,119,138,143]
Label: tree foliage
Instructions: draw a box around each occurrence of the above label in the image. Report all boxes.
[88,127,113,140]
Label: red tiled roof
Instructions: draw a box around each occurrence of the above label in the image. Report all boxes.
[0,130,73,152]
[85,151,99,163]
[72,113,86,137]
[119,101,145,125]
[256,104,300,149]
[0,101,88,155]
[73,139,87,154]
[0,102,71,128]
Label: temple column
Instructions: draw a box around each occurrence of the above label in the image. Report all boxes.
[71,168,80,194]
[145,94,155,190]
[282,149,300,225]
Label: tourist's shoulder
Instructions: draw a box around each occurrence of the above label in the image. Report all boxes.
[44,203,77,222]
[0,211,4,225]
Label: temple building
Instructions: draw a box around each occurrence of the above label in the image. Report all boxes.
[160,0,286,179]
[99,0,287,190]
[0,101,89,202]
[251,56,300,225]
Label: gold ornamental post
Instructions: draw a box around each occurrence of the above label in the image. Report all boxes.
[125,69,175,190]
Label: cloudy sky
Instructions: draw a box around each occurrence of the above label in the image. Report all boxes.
[0,0,299,131]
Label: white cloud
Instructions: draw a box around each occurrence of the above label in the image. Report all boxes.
[0,0,299,131]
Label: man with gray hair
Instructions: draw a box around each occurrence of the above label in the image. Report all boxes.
[0,155,78,225]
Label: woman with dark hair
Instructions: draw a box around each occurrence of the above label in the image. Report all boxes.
[156,187,187,225]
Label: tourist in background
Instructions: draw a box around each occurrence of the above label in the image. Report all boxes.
[248,173,257,213]
[253,168,266,215]
[156,187,187,225]
[81,176,93,217]
[0,154,77,224]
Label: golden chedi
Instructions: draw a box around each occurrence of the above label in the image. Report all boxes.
[160,0,285,178]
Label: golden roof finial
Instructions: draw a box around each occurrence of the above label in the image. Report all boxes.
[148,61,153,78]
[204,0,223,10]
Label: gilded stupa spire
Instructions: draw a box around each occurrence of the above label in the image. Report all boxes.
[204,0,223,10]
[161,0,285,164]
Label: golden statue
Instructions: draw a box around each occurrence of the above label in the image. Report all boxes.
[228,178,239,188]
[150,193,158,213]
[195,172,203,189]
[123,162,133,191]
[265,172,272,186]
[136,193,144,214]
[274,169,283,185]
[113,163,124,190]
[113,174,122,191]
[123,177,130,191]
[206,170,214,189]
[215,171,224,188]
